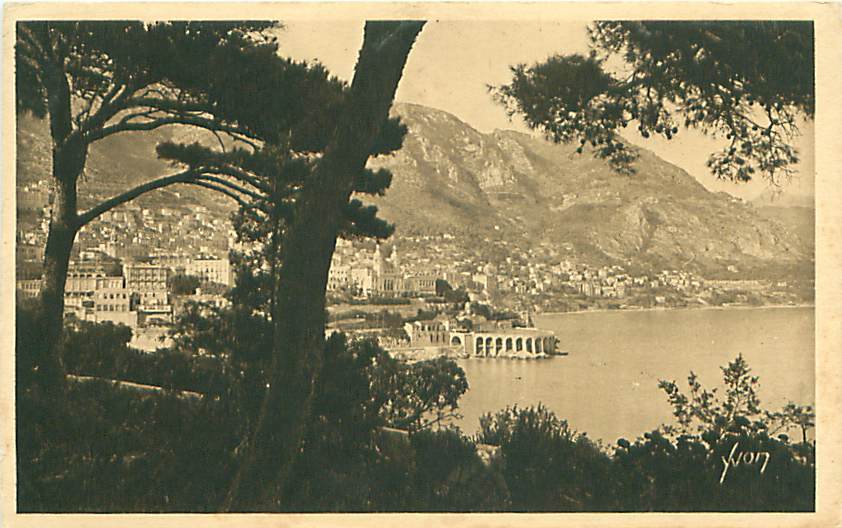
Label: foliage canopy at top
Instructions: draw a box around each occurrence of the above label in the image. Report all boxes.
[16,21,406,236]
[493,21,814,185]
[16,21,357,150]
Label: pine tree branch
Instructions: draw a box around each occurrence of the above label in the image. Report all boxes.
[85,115,260,148]
[124,96,212,115]
[77,169,199,227]
[211,166,273,194]
[77,167,271,228]
[74,76,110,127]
[80,82,136,139]
[17,24,51,65]
[155,143,275,194]
[186,181,259,211]
[195,174,265,202]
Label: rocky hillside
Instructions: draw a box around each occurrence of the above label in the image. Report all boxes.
[16,102,814,278]
[365,103,813,278]
[16,115,234,220]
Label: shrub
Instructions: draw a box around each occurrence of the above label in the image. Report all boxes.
[612,429,814,511]
[17,379,241,512]
[16,300,816,513]
[406,428,508,511]
[372,355,469,432]
[477,404,614,511]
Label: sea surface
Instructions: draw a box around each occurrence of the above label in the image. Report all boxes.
[453,306,815,443]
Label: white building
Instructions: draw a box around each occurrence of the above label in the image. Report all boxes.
[327,264,351,291]
[94,288,138,327]
[186,256,233,287]
[350,267,374,294]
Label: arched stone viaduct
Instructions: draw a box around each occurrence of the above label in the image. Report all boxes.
[449,331,556,357]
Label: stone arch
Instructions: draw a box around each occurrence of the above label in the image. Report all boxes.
[515,337,523,352]
[475,337,483,355]
[535,339,543,353]
[451,335,462,346]
[485,337,493,357]
[505,337,513,351]
[495,337,504,355]
[526,338,533,353]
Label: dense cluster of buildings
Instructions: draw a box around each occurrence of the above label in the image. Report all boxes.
[328,240,439,297]
[16,181,233,269]
[327,236,712,311]
[78,204,232,260]
[558,263,703,300]
[18,177,802,360]
[15,187,238,351]
[17,253,232,331]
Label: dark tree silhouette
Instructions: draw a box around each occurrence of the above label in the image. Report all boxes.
[493,21,814,183]
[17,20,422,510]
[16,21,344,390]
[152,31,413,508]
[219,21,426,511]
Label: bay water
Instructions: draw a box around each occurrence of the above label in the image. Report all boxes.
[454,306,815,443]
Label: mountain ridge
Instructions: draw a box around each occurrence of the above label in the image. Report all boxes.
[366,103,813,278]
[15,102,814,278]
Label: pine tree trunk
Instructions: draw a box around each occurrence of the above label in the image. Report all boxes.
[222,20,424,512]
[35,177,78,389]
[31,61,86,391]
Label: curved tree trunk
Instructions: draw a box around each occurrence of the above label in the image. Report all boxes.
[31,62,87,391]
[222,20,425,512]
[35,178,78,390]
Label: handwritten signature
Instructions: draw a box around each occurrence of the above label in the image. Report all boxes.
[720,442,770,484]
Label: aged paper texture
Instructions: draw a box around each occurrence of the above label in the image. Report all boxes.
[2,2,841,527]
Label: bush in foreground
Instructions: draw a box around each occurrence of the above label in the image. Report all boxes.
[16,305,814,512]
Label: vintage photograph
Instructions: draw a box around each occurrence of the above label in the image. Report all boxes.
[6,6,829,518]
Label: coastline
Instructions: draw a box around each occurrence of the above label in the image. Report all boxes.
[538,302,815,318]
[458,305,814,442]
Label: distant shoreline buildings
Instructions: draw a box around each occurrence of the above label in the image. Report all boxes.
[17,253,233,338]
[16,187,811,358]
[328,241,438,298]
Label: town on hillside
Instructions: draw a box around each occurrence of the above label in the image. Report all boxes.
[10,17,820,515]
[17,186,813,358]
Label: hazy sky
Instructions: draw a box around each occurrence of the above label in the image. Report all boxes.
[277,20,815,200]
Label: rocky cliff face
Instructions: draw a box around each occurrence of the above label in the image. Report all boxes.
[366,103,813,277]
[16,115,233,217]
[17,102,813,278]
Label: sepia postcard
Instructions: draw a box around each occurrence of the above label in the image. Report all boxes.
[1,2,841,527]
